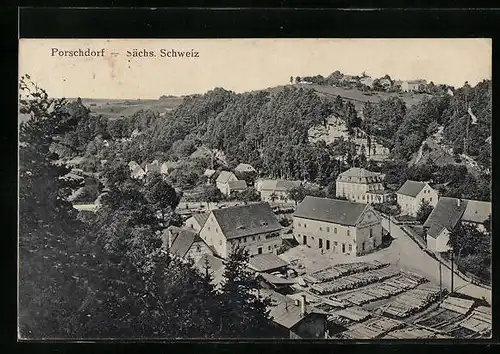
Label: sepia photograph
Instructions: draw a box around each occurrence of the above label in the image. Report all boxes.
[18,38,492,340]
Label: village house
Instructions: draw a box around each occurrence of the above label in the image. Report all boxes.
[128,160,139,171]
[401,79,427,92]
[163,226,214,264]
[336,167,389,204]
[235,163,257,174]
[227,180,248,195]
[423,197,491,253]
[215,170,239,196]
[145,160,160,175]
[184,212,209,232]
[293,196,383,256]
[256,179,302,204]
[396,180,439,217]
[160,161,180,176]
[262,289,329,339]
[130,165,146,180]
[248,252,289,274]
[360,76,374,88]
[198,202,283,259]
[203,169,216,184]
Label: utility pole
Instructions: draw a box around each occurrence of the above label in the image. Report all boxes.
[450,250,454,294]
[439,258,443,301]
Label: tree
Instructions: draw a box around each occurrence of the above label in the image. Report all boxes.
[295,76,301,84]
[202,184,224,204]
[415,200,433,223]
[448,222,486,271]
[287,185,306,205]
[218,246,272,337]
[290,76,293,84]
[144,172,180,228]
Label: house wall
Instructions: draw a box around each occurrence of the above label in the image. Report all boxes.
[185,216,203,232]
[226,231,282,257]
[185,240,213,264]
[199,213,227,257]
[290,315,327,339]
[398,185,438,217]
[261,189,294,203]
[336,180,384,203]
[427,228,451,253]
[293,210,382,256]
[217,174,238,196]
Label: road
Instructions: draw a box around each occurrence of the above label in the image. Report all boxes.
[379,218,491,304]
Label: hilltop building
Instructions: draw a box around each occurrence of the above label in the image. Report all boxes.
[401,79,427,92]
[336,167,389,204]
[396,180,439,217]
[293,196,383,256]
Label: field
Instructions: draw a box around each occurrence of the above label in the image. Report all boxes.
[81,97,184,119]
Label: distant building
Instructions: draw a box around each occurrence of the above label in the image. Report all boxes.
[336,167,389,204]
[160,161,180,176]
[360,77,374,88]
[128,160,139,171]
[216,171,239,196]
[423,197,491,253]
[130,165,146,180]
[198,202,283,259]
[256,179,302,204]
[163,227,214,264]
[145,160,160,175]
[261,289,329,339]
[396,180,439,217]
[235,163,257,174]
[227,180,248,195]
[293,196,383,256]
[203,169,217,184]
[401,79,427,92]
[248,253,289,273]
[184,212,209,232]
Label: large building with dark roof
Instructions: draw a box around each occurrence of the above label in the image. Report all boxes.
[199,202,283,258]
[423,197,491,253]
[396,180,439,217]
[293,196,383,256]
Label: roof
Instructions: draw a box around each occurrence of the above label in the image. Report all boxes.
[191,212,209,228]
[423,197,467,239]
[216,170,236,183]
[258,272,295,286]
[248,253,289,272]
[235,163,256,172]
[462,199,491,224]
[168,228,205,258]
[406,79,427,85]
[396,180,427,197]
[293,196,369,226]
[261,289,328,329]
[211,202,282,240]
[204,169,216,177]
[131,165,146,177]
[146,163,160,173]
[338,167,382,179]
[259,180,302,192]
[228,180,247,190]
[128,160,139,169]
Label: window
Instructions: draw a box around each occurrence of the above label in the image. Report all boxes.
[362,195,365,200]
[268,246,271,251]
[362,242,365,251]
[334,241,338,246]
[243,237,246,243]
[334,228,337,234]
[347,230,350,236]
[215,228,218,233]
[430,197,433,202]
[348,244,352,252]
[303,235,307,245]
[342,243,346,253]
[319,227,322,231]
[304,223,307,228]
[369,228,373,238]
[373,239,376,248]
[319,238,323,248]
[208,227,211,231]
[258,247,263,254]
[252,236,255,241]
[327,227,330,232]
[195,244,201,252]
[219,240,223,246]
[326,240,330,250]
[298,223,301,227]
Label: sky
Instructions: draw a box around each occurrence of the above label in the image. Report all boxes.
[19,38,491,99]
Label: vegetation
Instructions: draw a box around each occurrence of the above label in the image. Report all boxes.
[416,200,433,223]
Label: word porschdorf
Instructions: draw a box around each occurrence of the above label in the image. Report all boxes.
[126,48,200,58]
[51,48,105,57]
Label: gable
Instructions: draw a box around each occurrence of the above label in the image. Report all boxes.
[356,207,381,228]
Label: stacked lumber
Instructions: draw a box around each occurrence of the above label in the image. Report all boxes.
[383,283,445,318]
[331,306,371,323]
[439,296,475,315]
[458,306,491,335]
[335,316,404,339]
[310,266,399,295]
[308,261,388,283]
[383,326,446,339]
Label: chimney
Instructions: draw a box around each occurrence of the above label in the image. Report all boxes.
[300,294,307,316]
[457,199,461,207]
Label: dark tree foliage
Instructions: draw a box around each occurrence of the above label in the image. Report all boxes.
[416,200,433,223]
[218,246,273,338]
